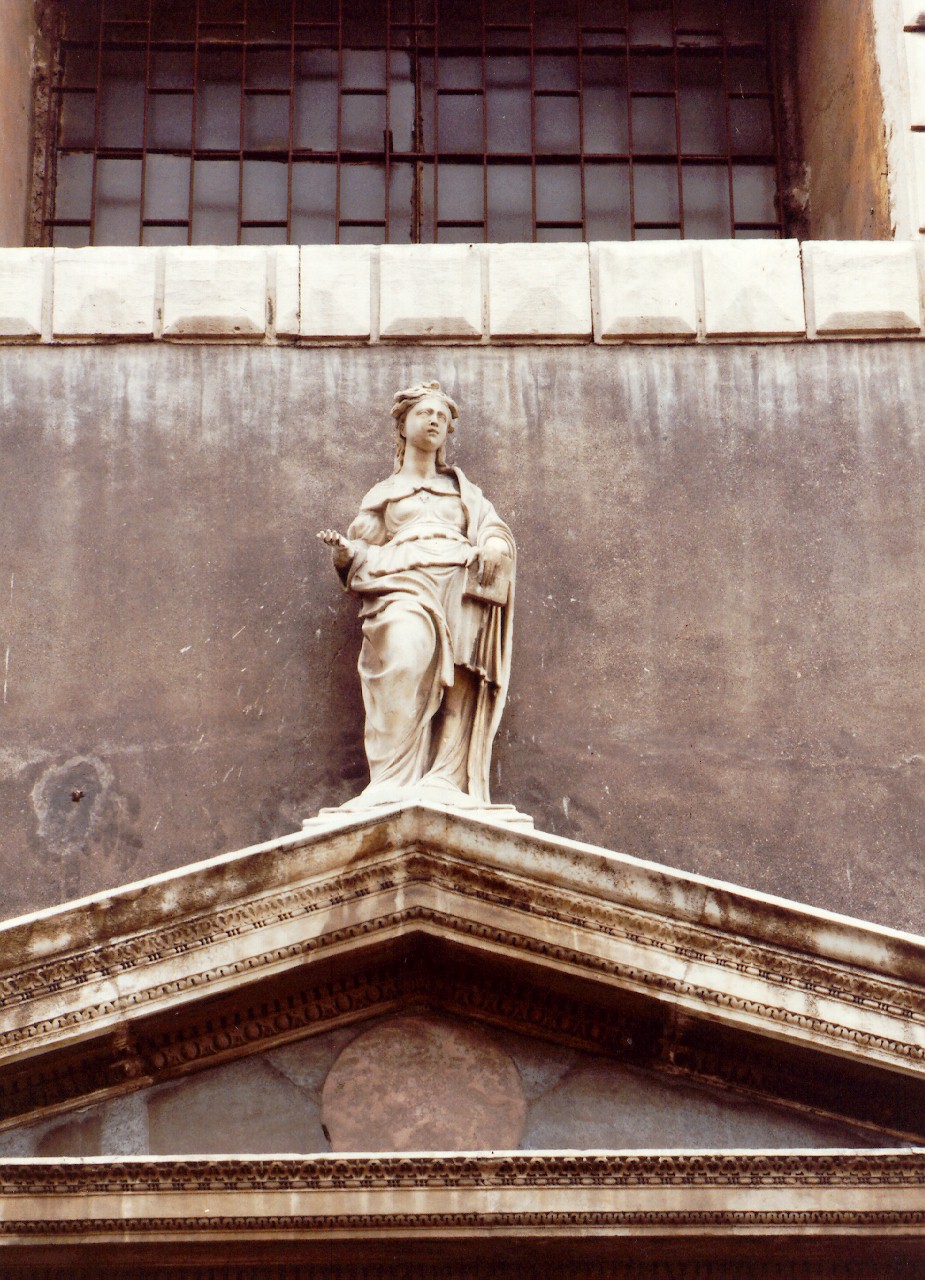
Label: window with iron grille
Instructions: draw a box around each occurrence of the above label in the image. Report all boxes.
[43,0,784,246]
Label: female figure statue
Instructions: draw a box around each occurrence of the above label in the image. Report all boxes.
[319,381,514,808]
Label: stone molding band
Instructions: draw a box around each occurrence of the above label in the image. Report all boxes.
[1,241,925,345]
[1,1150,923,1193]
[3,895,923,1073]
[5,1211,925,1236]
[2,808,925,1133]
[1,1153,924,1249]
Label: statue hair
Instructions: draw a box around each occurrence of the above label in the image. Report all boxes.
[390,380,459,473]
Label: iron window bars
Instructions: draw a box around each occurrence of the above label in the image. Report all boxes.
[43,0,784,246]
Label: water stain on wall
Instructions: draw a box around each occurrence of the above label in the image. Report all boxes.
[30,754,143,901]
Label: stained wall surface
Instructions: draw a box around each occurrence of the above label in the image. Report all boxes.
[1,343,925,930]
[0,0,35,248]
[786,0,892,239]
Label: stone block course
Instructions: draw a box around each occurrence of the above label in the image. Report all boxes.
[702,240,806,338]
[162,246,267,337]
[593,241,698,340]
[0,247,45,338]
[300,245,371,339]
[489,243,592,338]
[0,242,924,346]
[53,247,157,338]
[273,245,300,336]
[912,131,925,236]
[804,241,922,334]
[379,244,482,339]
[905,24,925,128]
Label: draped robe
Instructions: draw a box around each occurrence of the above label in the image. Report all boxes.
[341,466,515,803]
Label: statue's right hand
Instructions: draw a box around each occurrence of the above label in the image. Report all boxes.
[317,529,355,569]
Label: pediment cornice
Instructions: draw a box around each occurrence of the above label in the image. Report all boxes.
[2,804,925,1135]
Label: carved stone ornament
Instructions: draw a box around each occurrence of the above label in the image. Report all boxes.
[0,1150,924,1271]
[1,806,925,1269]
[317,382,527,825]
[2,804,925,1143]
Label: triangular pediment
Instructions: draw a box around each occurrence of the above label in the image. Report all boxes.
[1,803,924,1143]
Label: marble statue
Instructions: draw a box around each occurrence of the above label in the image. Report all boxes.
[318,381,515,810]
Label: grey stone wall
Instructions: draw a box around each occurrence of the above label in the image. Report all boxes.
[2,342,925,930]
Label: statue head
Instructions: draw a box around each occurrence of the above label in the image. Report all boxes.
[390,381,459,472]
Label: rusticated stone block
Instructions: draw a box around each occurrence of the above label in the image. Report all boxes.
[301,245,371,339]
[380,244,481,339]
[702,240,806,338]
[273,245,300,336]
[489,243,591,338]
[53,247,157,338]
[805,242,922,334]
[0,248,45,338]
[912,131,925,237]
[593,241,697,340]
[163,246,267,337]
[904,23,925,128]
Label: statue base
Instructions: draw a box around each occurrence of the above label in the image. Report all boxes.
[303,779,534,831]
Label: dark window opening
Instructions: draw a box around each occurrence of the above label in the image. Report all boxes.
[42,0,784,246]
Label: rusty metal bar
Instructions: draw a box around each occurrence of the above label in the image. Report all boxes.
[286,0,296,242]
[384,0,392,243]
[671,0,685,240]
[529,0,537,240]
[86,0,106,245]
[43,0,785,247]
[766,0,785,237]
[576,0,586,240]
[187,0,202,244]
[625,5,635,238]
[237,0,247,244]
[481,0,488,242]
[433,0,441,243]
[334,0,344,242]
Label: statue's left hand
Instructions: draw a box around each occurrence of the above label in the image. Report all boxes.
[476,538,511,588]
[317,528,356,570]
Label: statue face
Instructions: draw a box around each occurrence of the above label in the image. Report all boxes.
[401,394,451,454]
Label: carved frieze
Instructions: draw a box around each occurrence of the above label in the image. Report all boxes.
[1,1151,924,1265]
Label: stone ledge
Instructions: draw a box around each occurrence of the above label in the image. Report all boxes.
[0,1151,922,1254]
[273,245,300,337]
[593,241,698,340]
[702,240,806,338]
[488,244,591,338]
[905,20,925,130]
[804,242,923,336]
[912,132,925,238]
[162,246,268,338]
[380,244,482,339]
[301,244,371,339]
[0,250,45,338]
[53,248,157,338]
[2,242,925,344]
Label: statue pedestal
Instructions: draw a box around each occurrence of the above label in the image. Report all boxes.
[303,780,534,831]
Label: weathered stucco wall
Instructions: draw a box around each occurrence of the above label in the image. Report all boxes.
[0,0,36,248]
[785,0,892,239]
[2,343,925,931]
